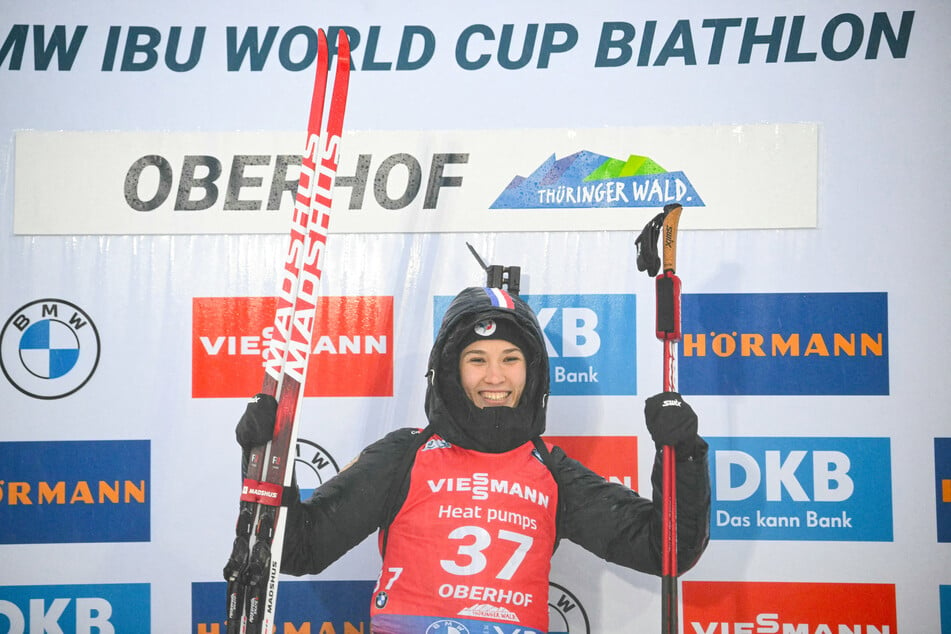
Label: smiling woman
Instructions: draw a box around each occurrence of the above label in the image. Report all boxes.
[458,337,527,409]
[236,284,710,634]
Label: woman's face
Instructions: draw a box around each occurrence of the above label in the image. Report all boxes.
[458,338,526,409]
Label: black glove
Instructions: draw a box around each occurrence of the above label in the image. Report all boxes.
[235,393,278,449]
[645,391,699,458]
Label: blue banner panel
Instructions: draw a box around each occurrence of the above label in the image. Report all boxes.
[192,580,374,634]
[941,585,951,634]
[0,440,150,544]
[435,293,637,396]
[708,437,893,542]
[0,584,150,632]
[936,438,951,543]
[680,292,889,395]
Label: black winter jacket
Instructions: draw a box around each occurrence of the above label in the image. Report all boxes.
[282,286,710,580]
[280,427,710,577]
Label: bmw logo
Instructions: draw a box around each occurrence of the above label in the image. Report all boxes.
[548,582,590,634]
[294,438,342,500]
[425,620,469,634]
[1,299,100,399]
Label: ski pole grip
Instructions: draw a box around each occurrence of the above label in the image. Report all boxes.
[661,203,683,274]
[655,271,682,341]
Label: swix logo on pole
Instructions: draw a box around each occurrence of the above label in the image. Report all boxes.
[682,581,896,634]
[192,295,393,398]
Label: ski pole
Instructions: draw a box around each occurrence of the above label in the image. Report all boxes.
[636,203,684,634]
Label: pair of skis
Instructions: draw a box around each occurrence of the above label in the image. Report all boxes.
[637,203,684,634]
[222,29,351,634]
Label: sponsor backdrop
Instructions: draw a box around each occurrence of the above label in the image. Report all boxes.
[1,1,947,632]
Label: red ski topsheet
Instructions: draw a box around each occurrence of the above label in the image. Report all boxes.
[192,295,393,398]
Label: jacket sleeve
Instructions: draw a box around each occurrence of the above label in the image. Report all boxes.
[279,427,422,576]
[553,436,710,576]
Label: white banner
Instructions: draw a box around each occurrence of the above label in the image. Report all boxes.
[15,124,816,234]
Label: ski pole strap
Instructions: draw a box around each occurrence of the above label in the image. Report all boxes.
[635,211,666,278]
[240,478,294,507]
[655,270,682,342]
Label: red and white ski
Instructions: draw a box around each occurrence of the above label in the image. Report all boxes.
[223,28,351,634]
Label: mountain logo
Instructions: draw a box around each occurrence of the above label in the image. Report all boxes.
[491,150,703,210]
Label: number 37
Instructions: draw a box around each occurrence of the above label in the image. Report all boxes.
[440,526,533,580]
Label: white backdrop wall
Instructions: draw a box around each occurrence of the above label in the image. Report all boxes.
[1,1,949,633]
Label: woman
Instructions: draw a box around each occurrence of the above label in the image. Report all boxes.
[236,286,711,633]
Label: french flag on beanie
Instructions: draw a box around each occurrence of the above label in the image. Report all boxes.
[482,287,515,309]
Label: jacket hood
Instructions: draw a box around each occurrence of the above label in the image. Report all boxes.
[425,287,550,452]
